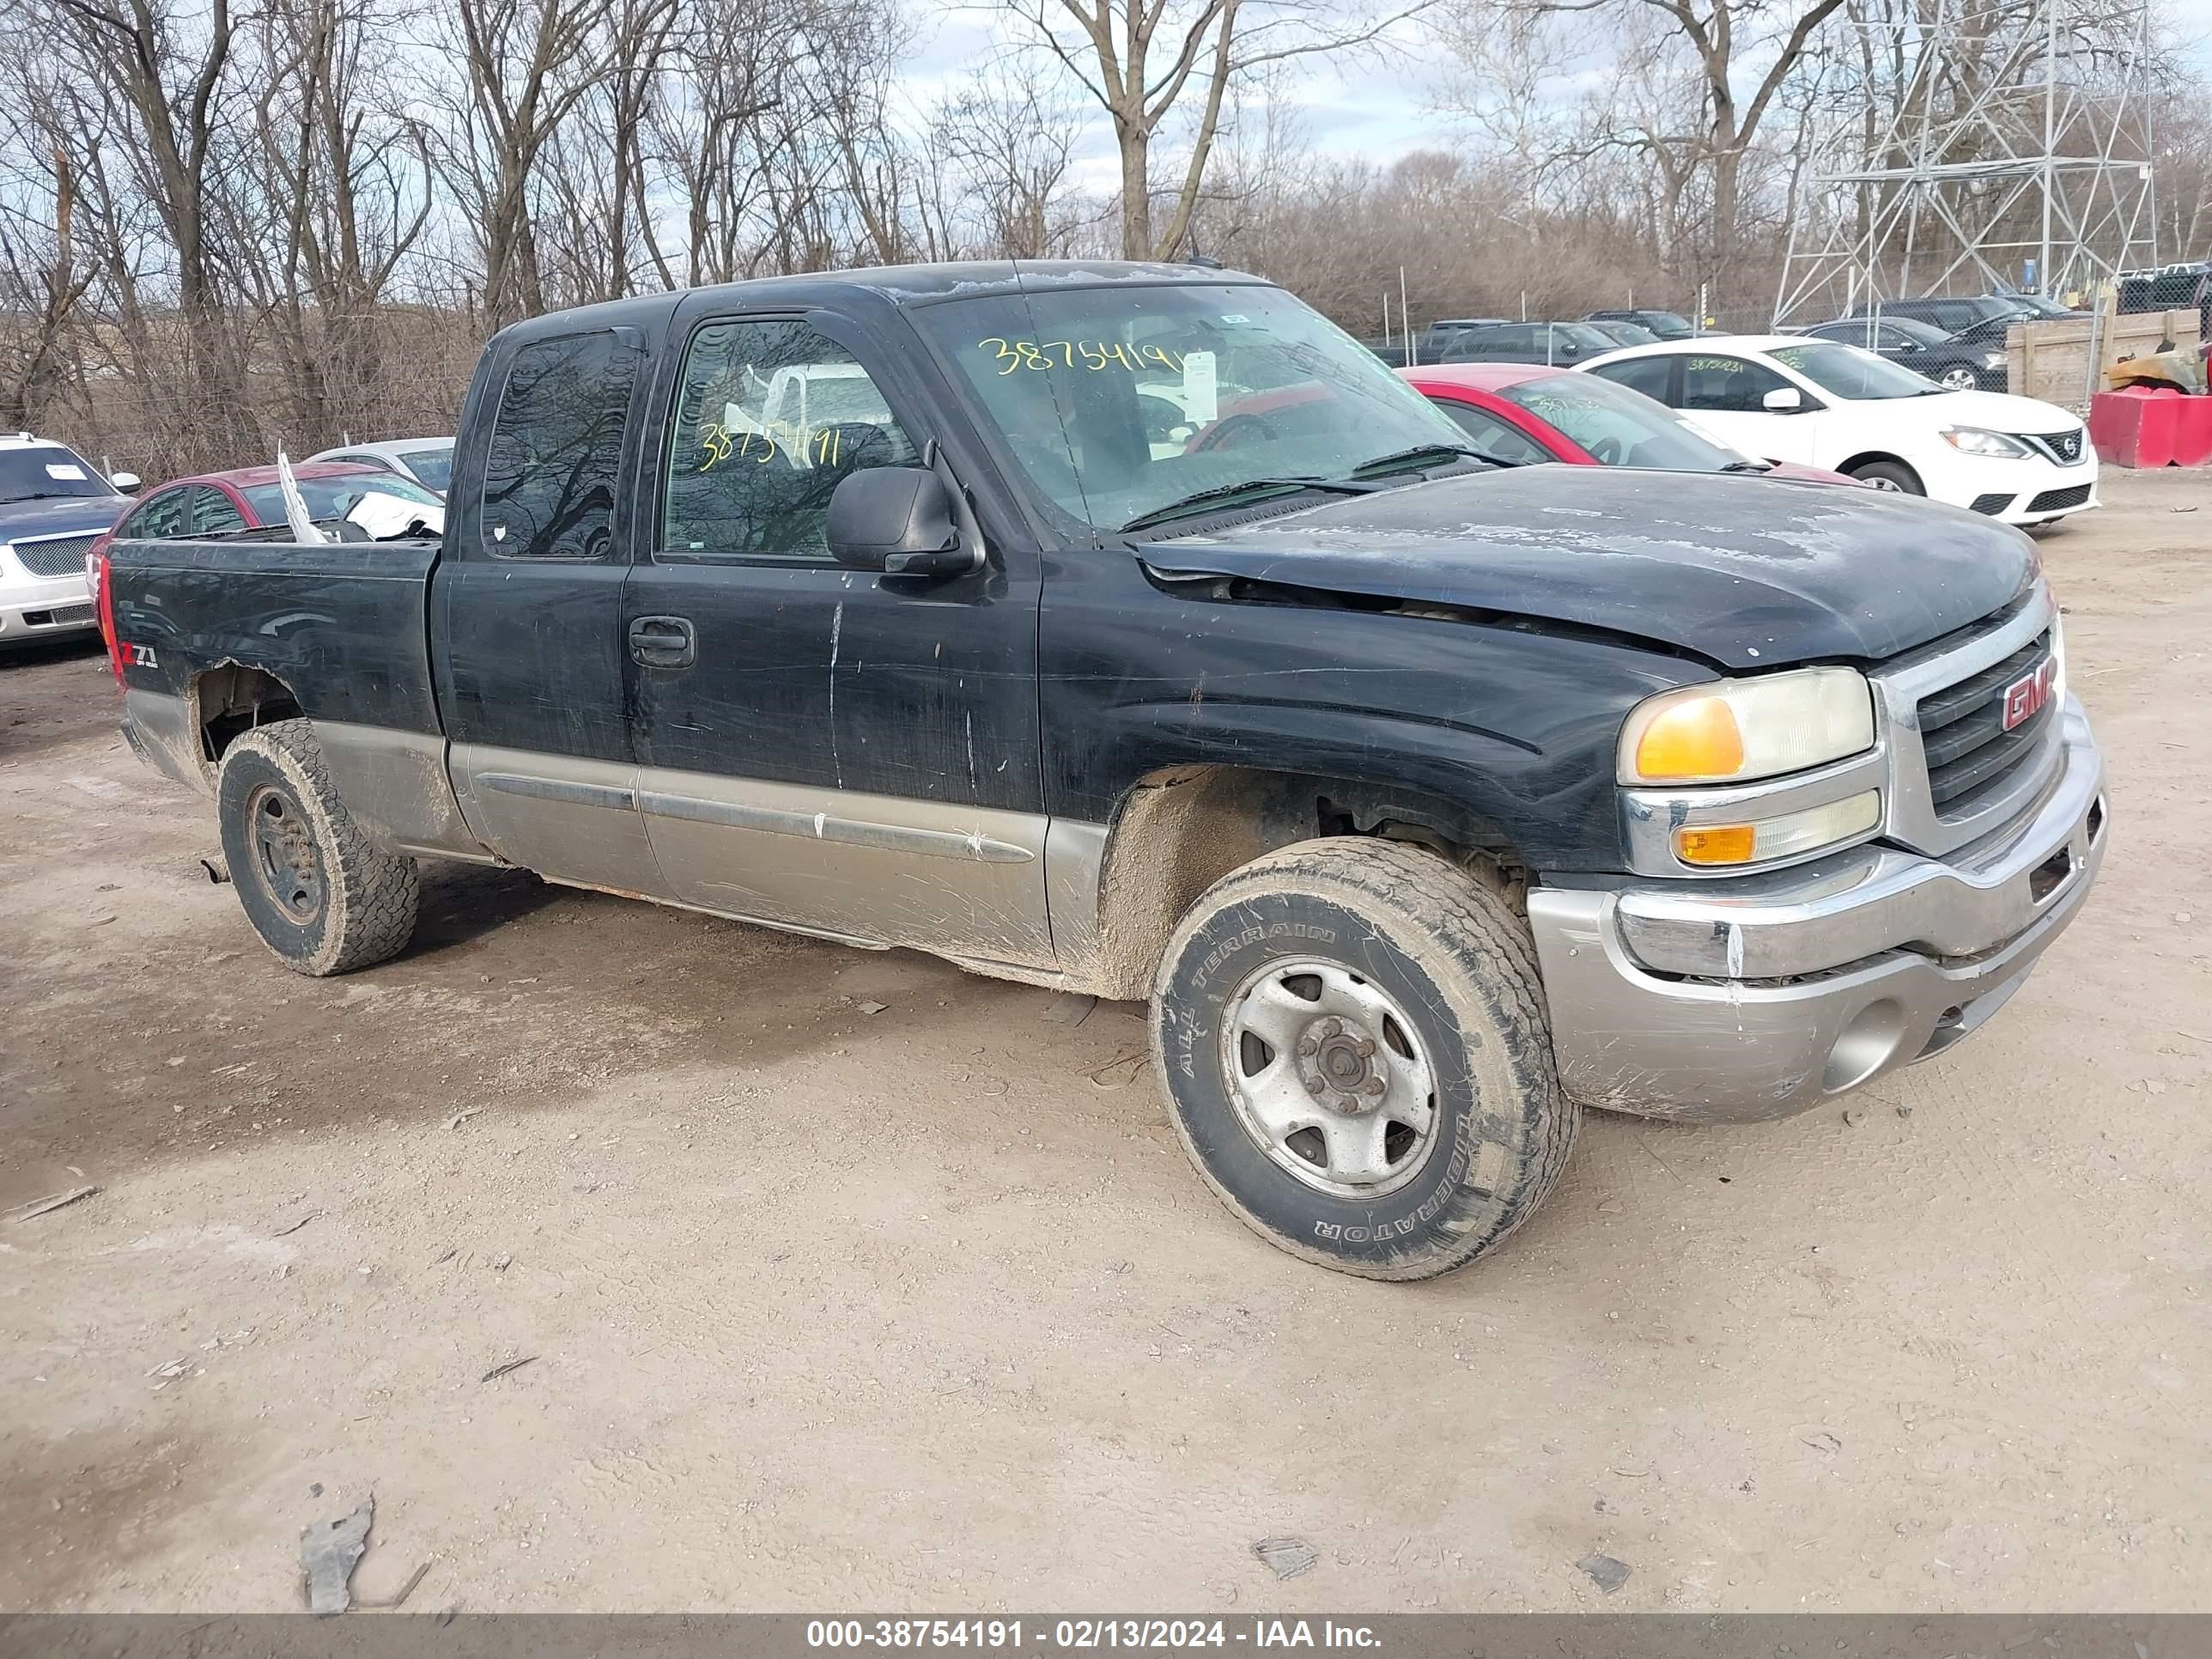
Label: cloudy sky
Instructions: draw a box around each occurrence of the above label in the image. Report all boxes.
[899,1,2212,194]
[897,8,1451,188]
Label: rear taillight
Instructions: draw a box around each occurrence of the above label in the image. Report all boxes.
[88,550,125,686]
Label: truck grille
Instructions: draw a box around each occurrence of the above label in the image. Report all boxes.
[1917,631,2054,810]
[13,532,99,578]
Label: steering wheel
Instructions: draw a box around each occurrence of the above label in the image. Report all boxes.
[1193,412,1278,453]
[1588,435,1623,465]
[1005,429,1079,489]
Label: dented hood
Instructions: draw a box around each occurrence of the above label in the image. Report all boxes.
[1139,466,2036,670]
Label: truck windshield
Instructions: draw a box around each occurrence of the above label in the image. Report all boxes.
[915,283,1473,535]
[0,445,113,502]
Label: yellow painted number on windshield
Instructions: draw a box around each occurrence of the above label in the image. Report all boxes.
[976,338,1185,375]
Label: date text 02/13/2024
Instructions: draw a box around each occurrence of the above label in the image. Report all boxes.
[805,1621,1382,1650]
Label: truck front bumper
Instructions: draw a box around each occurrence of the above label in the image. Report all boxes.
[1527,700,2106,1124]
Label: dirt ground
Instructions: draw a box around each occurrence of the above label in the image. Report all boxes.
[3,469,2208,1615]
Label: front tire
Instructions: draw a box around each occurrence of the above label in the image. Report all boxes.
[1150,838,1577,1280]
[1937,364,1982,392]
[216,720,420,975]
[1849,458,1924,494]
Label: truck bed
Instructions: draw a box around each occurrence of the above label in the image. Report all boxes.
[106,533,475,859]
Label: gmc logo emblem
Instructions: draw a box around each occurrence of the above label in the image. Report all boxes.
[2002,656,2057,730]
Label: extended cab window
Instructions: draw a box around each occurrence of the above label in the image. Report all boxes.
[660,319,918,561]
[481,331,638,560]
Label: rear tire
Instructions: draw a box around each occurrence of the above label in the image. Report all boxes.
[216,719,419,976]
[1849,459,1924,494]
[1150,837,1577,1280]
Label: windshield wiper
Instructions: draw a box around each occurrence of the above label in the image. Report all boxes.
[1118,476,1377,534]
[1349,442,1489,478]
[1720,459,1772,472]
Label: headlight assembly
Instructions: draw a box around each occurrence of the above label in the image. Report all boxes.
[1941,426,2032,459]
[1618,667,1875,786]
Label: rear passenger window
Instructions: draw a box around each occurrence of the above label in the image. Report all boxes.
[659,319,917,562]
[481,331,638,561]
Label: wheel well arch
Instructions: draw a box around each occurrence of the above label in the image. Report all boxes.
[1075,763,1524,1000]
[1835,450,1921,483]
[191,663,304,771]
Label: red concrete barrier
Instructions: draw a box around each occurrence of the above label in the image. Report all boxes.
[2088,386,2185,468]
[2174,395,2212,467]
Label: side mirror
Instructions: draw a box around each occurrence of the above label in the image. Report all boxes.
[1896,338,1922,353]
[111,471,141,491]
[1762,386,1805,413]
[826,466,975,577]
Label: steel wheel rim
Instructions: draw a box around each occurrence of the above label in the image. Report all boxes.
[248,783,325,924]
[1940,368,1978,390]
[1220,958,1441,1199]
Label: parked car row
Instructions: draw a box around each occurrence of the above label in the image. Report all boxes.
[1579,334,2096,526]
[1419,291,2099,396]
[1403,307,1696,366]
[1400,362,1861,486]
[1382,325,2097,529]
[1,433,452,652]
[1793,316,2011,392]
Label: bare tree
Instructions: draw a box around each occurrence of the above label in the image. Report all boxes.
[0,134,93,427]
[435,0,619,325]
[994,0,1435,260]
[1439,0,1849,274]
[927,65,1085,257]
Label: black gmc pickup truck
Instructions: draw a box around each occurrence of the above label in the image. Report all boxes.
[100,260,2107,1279]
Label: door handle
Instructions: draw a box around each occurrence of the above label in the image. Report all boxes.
[629,615,696,669]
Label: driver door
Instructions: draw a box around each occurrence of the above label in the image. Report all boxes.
[621,309,1053,964]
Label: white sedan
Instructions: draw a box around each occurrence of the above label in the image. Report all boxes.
[1577,335,2098,526]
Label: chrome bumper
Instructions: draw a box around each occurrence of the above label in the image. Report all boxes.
[1527,699,2106,1124]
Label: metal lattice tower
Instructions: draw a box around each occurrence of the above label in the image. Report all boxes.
[1774,0,2159,324]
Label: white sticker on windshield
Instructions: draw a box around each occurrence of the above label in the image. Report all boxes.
[1182,350,1218,425]
[46,463,88,481]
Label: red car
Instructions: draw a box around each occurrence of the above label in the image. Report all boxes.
[87,460,444,561]
[1398,362,1863,484]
